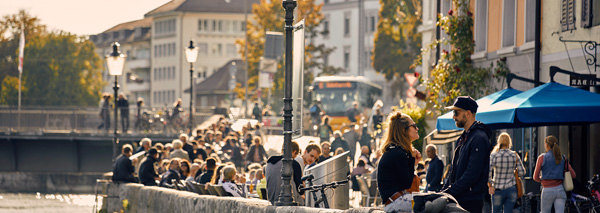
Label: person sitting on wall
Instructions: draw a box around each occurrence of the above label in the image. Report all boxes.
[138,148,160,186]
[112,144,138,183]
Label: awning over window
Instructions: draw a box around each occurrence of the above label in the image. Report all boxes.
[424,129,463,145]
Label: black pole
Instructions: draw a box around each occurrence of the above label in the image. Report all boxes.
[189,62,194,133]
[534,0,541,86]
[113,75,119,161]
[275,0,297,206]
[435,0,441,65]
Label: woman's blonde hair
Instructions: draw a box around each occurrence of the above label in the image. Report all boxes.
[380,111,413,155]
[545,135,562,164]
[492,132,512,153]
[222,166,237,181]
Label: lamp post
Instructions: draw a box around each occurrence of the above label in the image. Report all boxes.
[185,40,199,134]
[106,42,126,161]
[275,0,297,206]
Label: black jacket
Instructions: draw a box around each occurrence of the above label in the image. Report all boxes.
[112,155,136,183]
[377,144,415,202]
[425,156,444,192]
[245,144,268,163]
[442,121,492,202]
[160,169,181,187]
[138,156,158,186]
[196,170,214,184]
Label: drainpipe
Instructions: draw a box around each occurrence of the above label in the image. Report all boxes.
[534,0,541,86]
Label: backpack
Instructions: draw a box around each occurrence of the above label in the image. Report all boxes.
[310,105,319,114]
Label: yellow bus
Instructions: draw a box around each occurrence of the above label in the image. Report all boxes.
[311,76,383,131]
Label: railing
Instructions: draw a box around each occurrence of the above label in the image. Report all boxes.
[0,106,220,135]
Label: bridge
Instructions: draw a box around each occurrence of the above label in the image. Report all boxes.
[0,106,221,174]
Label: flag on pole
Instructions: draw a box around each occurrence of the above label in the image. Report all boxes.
[18,30,24,73]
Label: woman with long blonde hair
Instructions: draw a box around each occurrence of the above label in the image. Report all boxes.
[488,132,525,212]
[533,135,576,213]
[377,111,422,212]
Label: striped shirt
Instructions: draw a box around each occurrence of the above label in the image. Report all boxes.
[489,149,526,190]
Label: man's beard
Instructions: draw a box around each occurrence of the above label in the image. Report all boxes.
[455,119,466,128]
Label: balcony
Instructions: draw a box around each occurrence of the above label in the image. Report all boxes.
[127,58,150,70]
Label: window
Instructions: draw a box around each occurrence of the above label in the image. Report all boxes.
[323,18,329,38]
[198,43,208,55]
[213,20,218,31]
[344,46,351,69]
[323,54,329,67]
[344,13,351,37]
[227,44,236,56]
[440,0,451,53]
[524,0,535,43]
[241,21,246,32]
[502,0,516,48]
[365,50,372,68]
[561,0,575,31]
[370,16,376,32]
[475,0,488,52]
[232,21,238,33]
[171,66,176,79]
[154,68,157,80]
[198,19,209,31]
[581,0,600,27]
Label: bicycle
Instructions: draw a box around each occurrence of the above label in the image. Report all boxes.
[567,174,600,213]
[300,174,349,208]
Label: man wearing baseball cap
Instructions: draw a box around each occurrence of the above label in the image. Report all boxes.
[441,96,492,213]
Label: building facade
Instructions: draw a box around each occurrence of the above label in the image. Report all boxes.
[313,0,395,107]
[144,0,257,108]
[420,0,600,186]
[91,18,153,106]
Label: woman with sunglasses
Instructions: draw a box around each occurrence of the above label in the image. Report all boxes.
[377,111,422,212]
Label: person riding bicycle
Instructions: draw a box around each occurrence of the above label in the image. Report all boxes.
[169,99,184,126]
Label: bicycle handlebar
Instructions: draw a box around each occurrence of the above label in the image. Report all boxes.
[299,179,349,193]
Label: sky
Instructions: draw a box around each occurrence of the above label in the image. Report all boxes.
[0,0,170,35]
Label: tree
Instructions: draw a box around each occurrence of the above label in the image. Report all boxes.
[417,1,493,113]
[372,0,422,98]
[235,0,342,110]
[0,10,104,106]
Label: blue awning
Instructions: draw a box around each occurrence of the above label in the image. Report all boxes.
[436,88,523,130]
[473,82,600,129]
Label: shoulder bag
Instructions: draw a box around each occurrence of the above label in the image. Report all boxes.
[563,156,574,191]
[514,152,524,198]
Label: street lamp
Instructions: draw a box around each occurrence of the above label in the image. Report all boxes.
[106,42,126,161]
[275,0,297,206]
[185,40,199,134]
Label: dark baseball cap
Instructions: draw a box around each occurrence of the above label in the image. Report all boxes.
[445,96,478,113]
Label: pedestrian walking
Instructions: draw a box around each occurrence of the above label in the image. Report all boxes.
[117,93,129,133]
[488,132,525,212]
[98,94,111,131]
[533,135,576,213]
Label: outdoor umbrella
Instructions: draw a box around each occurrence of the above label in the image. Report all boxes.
[474,82,600,129]
[436,88,522,130]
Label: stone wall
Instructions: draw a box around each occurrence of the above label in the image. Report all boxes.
[106,183,384,213]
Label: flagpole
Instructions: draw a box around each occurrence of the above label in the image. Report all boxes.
[18,26,24,131]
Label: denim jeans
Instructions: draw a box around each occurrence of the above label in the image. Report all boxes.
[541,185,566,213]
[491,185,517,213]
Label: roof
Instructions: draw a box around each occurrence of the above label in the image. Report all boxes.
[186,59,247,94]
[103,18,152,33]
[146,0,259,17]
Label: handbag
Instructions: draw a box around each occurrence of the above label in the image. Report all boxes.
[407,174,420,193]
[563,156,574,191]
[513,152,524,198]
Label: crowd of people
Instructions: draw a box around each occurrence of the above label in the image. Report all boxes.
[111,96,576,213]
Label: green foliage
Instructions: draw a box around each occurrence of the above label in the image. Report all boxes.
[419,0,494,114]
[0,10,105,106]
[391,100,428,153]
[372,0,422,81]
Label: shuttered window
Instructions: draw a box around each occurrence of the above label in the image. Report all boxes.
[581,0,592,28]
[561,0,576,31]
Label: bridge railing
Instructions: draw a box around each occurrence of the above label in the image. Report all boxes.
[0,106,220,135]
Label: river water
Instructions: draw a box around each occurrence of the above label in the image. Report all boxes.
[0,193,101,213]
